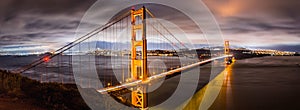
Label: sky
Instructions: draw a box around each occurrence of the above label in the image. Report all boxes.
[204,0,300,50]
[0,0,299,54]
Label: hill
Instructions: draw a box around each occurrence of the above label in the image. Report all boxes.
[0,70,90,110]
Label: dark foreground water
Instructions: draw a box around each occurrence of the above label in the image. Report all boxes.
[206,56,300,110]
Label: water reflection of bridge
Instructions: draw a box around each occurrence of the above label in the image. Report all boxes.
[183,64,233,110]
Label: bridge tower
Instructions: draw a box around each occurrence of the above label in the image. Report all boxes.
[224,41,231,64]
[224,41,230,56]
[130,6,148,109]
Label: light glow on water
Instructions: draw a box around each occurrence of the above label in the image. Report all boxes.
[182,63,233,110]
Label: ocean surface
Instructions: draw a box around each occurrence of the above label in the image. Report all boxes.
[207,56,300,110]
[0,55,300,109]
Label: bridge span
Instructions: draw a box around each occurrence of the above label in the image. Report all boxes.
[13,6,233,109]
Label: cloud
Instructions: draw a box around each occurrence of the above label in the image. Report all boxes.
[0,0,95,52]
[0,0,300,54]
[203,0,300,47]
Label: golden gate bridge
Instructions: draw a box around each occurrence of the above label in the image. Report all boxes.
[13,6,233,109]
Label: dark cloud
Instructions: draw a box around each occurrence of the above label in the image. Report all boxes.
[0,0,300,53]
[221,16,300,35]
[0,0,94,16]
[0,0,96,50]
[24,18,80,30]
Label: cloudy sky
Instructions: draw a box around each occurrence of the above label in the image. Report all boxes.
[0,0,299,54]
[204,0,300,50]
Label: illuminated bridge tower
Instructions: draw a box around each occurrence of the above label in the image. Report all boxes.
[224,40,232,64]
[130,6,148,109]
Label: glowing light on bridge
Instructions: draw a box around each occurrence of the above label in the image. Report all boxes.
[43,56,50,62]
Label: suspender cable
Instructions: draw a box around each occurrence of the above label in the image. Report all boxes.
[146,8,189,49]
[15,11,131,74]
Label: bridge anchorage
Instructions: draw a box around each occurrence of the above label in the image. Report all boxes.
[14,5,234,110]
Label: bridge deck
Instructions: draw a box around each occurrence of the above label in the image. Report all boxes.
[97,55,231,93]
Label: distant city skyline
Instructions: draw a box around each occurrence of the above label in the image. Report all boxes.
[0,41,299,55]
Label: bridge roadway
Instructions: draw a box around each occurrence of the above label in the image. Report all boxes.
[97,55,232,93]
